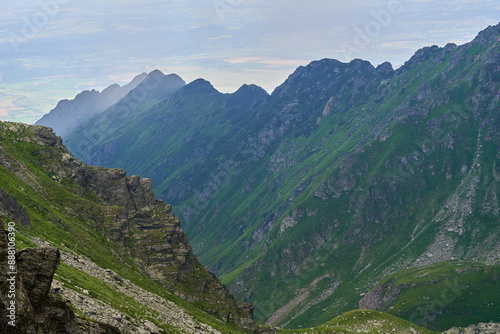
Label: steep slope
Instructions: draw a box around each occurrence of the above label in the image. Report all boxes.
[63,23,500,329]
[234,24,500,327]
[0,121,457,334]
[0,121,259,333]
[0,224,120,333]
[35,72,147,137]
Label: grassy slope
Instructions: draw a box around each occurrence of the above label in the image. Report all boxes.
[372,261,500,331]
[281,310,438,334]
[0,122,247,334]
[0,124,449,334]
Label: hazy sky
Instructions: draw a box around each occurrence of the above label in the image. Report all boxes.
[0,0,499,124]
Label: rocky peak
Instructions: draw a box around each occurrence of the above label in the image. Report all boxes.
[376,61,394,79]
[398,45,441,71]
[272,57,381,100]
[178,78,220,96]
[470,22,500,46]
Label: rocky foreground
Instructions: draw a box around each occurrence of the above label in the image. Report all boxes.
[443,323,500,334]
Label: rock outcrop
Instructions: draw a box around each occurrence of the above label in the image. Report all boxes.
[0,220,119,333]
[0,189,30,228]
[443,323,500,334]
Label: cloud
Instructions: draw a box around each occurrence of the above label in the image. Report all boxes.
[223,56,307,67]
[1,0,499,122]
[207,34,233,40]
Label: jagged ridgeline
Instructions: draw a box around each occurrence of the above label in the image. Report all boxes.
[0,122,262,333]
[63,23,500,329]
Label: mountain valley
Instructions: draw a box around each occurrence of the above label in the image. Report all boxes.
[1,22,500,334]
[60,23,500,329]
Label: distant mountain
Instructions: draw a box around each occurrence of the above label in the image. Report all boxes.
[35,72,147,136]
[63,23,500,330]
[35,70,186,137]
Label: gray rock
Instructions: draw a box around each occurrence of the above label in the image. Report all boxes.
[0,188,31,228]
[0,224,120,334]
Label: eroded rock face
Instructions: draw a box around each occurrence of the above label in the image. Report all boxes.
[0,222,79,333]
[78,169,256,328]
[17,247,61,310]
[359,284,384,310]
[0,222,119,334]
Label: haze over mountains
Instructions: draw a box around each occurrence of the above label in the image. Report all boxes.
[26,22,500,332]
[35,71,187,137]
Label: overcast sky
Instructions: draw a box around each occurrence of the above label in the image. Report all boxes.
[0,0,499,124]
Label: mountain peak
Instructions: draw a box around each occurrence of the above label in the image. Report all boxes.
[179,78,220,95]
[272,57,378,97]
[148,69,165,77]
[398,45,441,71]
[376,61,394,79]
[234,83,268,96]
[472,22,500,45]
[126,72,148,88]
[227,84,269,107]
[126,71,186,101]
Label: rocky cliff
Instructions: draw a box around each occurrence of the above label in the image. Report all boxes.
[0,121,261,333]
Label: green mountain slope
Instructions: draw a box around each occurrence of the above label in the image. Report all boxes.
[0,121,258,333]
[280,309,438,334]
[359,261,500,331]
[0,121,454,334]
[63,23,500,329]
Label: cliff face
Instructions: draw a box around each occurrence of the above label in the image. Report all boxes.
[0,121,258,332]
[66,158,254,324]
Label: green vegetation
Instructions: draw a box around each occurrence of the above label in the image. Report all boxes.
[0,120,454,334]
[61,24,500,330]
[281,310,438,334]
[0,122,250,333]
[371,261,500,331]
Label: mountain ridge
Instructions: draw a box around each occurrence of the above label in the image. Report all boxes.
[57,22,500,329]
[35,72,148,137]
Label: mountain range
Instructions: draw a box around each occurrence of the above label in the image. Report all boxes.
[3,121,499,333]
[35,71,186,137]
[19,22,500,332]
